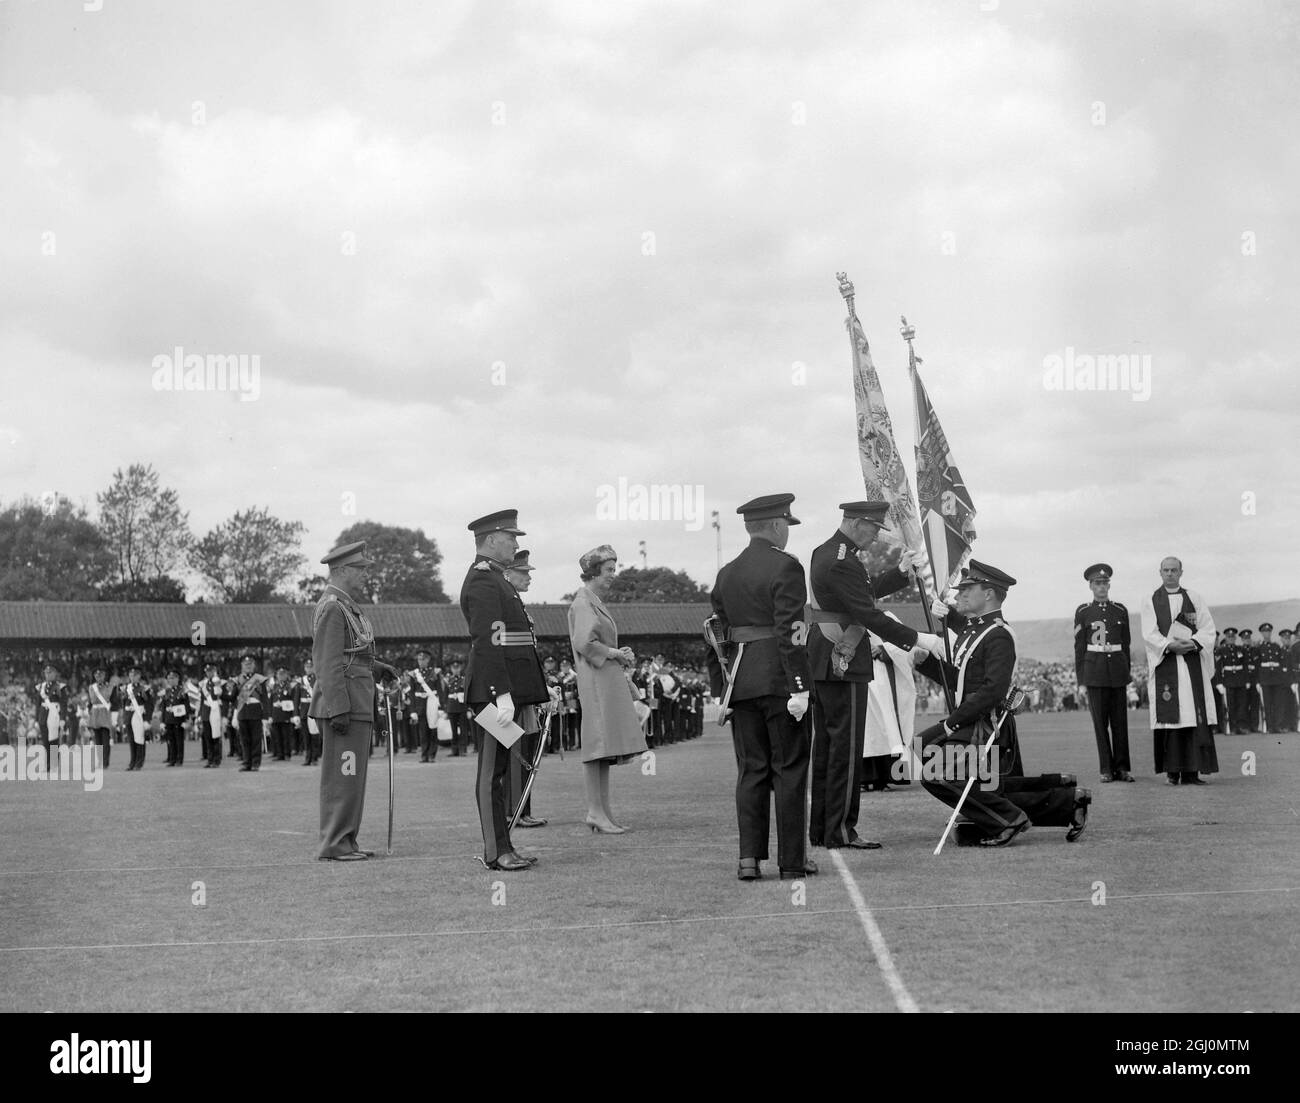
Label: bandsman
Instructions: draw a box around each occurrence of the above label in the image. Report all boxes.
[1073,563,1133,782]
[440,658,470,756]
[87,665,114,770]
[160,669,191,766]
[408,648,442,763]
[198,661,225,767]
[33,664,70,770]
[114,664,154,771]
[269,666,300,760]
[234,654,270,771]
[299,659,320,764]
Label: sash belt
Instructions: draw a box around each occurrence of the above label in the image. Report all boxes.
[1086,643,1122,653]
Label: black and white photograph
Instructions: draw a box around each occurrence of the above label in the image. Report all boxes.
[1,0,1295,1058]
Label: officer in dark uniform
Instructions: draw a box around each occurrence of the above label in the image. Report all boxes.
[408,648,441,762]
[197,662,224,767]
[159,669,190,766]
[806,501,938,850]
[268,667,300,760]
[310,540,396,860]
[1216,628,1249,734]
[1255,623,1290,733]
[1073,563,1133,782]
[504,548,547,829]
[298,658,318,763]
[460,510,549,872]
[440,659,469,755]
[233,654,270,771]
[1287,626,1300,732]
[918,562,1089,846]
[706,493,814,881]
[1240,628,1261,731]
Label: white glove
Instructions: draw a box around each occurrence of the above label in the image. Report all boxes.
[930,597,950,619]
[495,692,515,716]
[913,632,944,656]
[786,691,810,721]
[897,548,919,573]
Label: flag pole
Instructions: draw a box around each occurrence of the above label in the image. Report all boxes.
[901,315,956,712]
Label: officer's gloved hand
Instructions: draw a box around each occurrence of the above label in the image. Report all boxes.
[897,548,919,573]
[786,691,810,721]
[930,597,950,619]
[496,692,515,717]
[329,714,349,735]
[913,632,944,657]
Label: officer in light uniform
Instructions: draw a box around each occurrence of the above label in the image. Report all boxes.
[1073,563,1133,782]
[310,541,394,861]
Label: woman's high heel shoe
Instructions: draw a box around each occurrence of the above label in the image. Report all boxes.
[585,816,626,834]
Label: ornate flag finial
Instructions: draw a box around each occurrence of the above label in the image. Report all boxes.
[837,271,854,301]
[900,315,915,343]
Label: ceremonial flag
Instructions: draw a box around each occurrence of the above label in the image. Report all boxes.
[836,273,935,598]
[910,345,976,593]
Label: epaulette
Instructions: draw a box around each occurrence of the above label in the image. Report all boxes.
[1074,603,1090,614]
[473,560,491,571]
[1112,602,1128,612]
[836,542,847,561]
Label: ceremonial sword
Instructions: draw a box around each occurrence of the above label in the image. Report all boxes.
[933,686,1027,856]
[703,616,744,726]
[508,704,552,832]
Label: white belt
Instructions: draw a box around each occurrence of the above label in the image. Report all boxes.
[1086,644,1123,653]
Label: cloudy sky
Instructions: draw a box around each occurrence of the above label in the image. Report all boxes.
[2,0,1296,618]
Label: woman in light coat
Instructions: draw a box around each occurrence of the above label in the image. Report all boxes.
[567,545,645,833]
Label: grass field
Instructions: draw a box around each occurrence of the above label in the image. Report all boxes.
[1,711,1297,1013]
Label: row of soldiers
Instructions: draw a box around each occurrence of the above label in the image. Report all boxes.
[1212,622,1300,734]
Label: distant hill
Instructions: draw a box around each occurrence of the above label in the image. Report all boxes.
[1010,600,1300,663]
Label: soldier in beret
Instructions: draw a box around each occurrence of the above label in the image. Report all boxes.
[806,501,939,850]
[460,511,549,872]
[309,541,396,860]
[1074,564,1133,782]
[706,493,815,881]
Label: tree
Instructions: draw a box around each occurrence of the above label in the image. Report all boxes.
[295,575,328,604]
[562,565,710,605]
[96,464,191,599]
[0,495,114,600]
[191,507,306,603]
[324,521,449,604]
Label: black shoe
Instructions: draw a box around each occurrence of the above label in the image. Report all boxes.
[1117,771,1135,782]
[485,852,531,871]
[779,858,818,879]
[1167,774,1180,785]
[517,816,548,828]
[1066,789,1091,842]
[239,766,252,772]
[1100,773,1114,783]
[737,858,761,881]
[321,852,368,862]
[1183,776,1207,785]
[977,819,1030,847]
[842,836,883,850]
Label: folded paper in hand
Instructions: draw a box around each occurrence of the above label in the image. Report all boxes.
[473,702,525,749]
[1168,622,1193,642]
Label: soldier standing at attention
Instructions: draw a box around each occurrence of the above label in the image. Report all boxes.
[1240,628,1261,731]
[87,666,114,770]
[440,658,469,756]
[1255,623,1290,733]
[160,669,191,766]
[234,654,270,772]
[806,501,938,851]
[115,663,154,772]
[1073,564,1133,782]
[310,541,395,861]
[505,548,548,829]
[706,493,814,882]
[299,658,321,764]
[460,510,549,872]
[269,667,300,761]
[33,664,69,771]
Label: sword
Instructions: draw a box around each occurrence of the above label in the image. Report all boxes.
[384,689,395,855]
[703,616,744,726]
[508,705,552,832]
[934,686,1027,855]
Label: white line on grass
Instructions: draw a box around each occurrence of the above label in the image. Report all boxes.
[828,849,919,1013]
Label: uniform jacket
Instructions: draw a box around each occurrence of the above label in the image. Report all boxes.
[34,680,70,733]
[439,670,467,714]
[111,682,154,718]
[233,672,270,721]
[459,555,548,707]
[916,612,1017,731]
[160,685,191,726]
[1255,641,1290,686]
[807,530,918,683]
[270,678,301,722]
[707,537,812,701]
[1073,599,1132,687]
[309,584,377,722]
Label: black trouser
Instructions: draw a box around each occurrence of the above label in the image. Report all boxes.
[1246,688,1261,730]
[1261,685,1291,732]
[227,723,240,759]
[303,717,322,764]
[401,712,418,752]
[92,727,111,768]
[918,722,1029,836]
[201,717,222,764]
[128,736,146,770]
[472,703,514,864]
[271,721,294,759]
[510,730,541,819]
[414,709,438,760]
[1085,684,1130,776]
[730,694,809,871]
[240,718,263,769]
[165,724,185,765]
[1225,686,1250,733]
[447,712,468,755]
[810,680,867,847]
